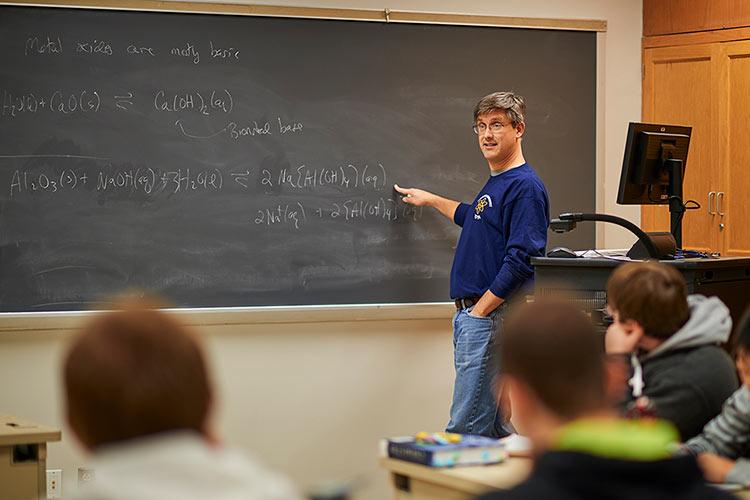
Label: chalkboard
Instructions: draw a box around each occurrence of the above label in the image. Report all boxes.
[0,5,596,312]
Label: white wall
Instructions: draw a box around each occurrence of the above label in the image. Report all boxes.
[0,310,456,500]
[0,1,642,499]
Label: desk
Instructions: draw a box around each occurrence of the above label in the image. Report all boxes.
[381,457,750,500]
[380,457,532,500]
[0,414,61,500]
[531,256,750,334]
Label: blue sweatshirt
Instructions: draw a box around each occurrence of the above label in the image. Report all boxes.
[450,163,549,300]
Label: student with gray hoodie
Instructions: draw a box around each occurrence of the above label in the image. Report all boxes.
[605,262,738,440]
[685,307,750,485]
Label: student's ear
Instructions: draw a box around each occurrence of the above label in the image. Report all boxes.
[495,377,513,425]
[605,316,645,354]
[623,318,645,336]
[628,320,648,346]
[202,390,220,446]
[500,377,537,435]
[736,348,750,385]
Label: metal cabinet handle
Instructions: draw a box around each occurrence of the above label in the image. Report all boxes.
[708,191,716,215]
[717,192,725,217]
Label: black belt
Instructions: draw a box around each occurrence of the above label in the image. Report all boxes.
[455,296,482,310]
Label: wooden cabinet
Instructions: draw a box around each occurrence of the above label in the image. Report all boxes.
[642,40,750,256]
[644,0,750,36]
[642,43,718,253]
[718,41,750,256]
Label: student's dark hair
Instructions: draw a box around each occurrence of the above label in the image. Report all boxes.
[736,306,750,352]
[498,298,605,419]
[64,300,212,449]
[606,261,689,339]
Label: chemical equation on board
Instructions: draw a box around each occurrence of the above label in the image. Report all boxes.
[253,199,423,230]
[6,163,420,228]
[1,89,101,117]
[154,89,233,115]
[8,167,224,197]
[259,163,387,191]
[7,162,388,198]
[1,88,236,117]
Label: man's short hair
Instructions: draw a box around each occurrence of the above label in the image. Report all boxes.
[473,91,526,126]
[64,303,212,449]
[499,298,604,419]
[606,262,689,340]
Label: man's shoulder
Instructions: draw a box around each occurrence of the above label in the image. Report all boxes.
[512,165,547,192]
[491,166,547,202]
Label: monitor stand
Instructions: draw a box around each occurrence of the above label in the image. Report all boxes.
[666,158,685,249]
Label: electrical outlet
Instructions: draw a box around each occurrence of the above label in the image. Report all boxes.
[78,467,95,485]
[46,469,62,499]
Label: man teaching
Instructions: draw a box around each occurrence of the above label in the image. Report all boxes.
[395,91,550,437]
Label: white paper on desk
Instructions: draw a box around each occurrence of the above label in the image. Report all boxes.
[577,249,632,261]
[499,433,532,456]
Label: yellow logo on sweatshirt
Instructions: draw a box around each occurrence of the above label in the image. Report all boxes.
[474,194,492,219]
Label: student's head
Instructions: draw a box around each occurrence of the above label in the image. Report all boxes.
[473,92,526,164]
[63,303,213,450]
[606,262,689,349]
[498,298,606,446]
[734,307,750,387]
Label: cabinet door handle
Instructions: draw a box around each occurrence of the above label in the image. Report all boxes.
[708,191,716,215]
[717,191,725,217]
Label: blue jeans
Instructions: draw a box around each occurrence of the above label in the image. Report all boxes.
[446,303,509,438]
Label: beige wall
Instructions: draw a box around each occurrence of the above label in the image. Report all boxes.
[0,1,642,499]
[0,307,456,500]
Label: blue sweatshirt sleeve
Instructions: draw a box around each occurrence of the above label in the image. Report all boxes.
[489,196,549,299]
[453,202,470,227]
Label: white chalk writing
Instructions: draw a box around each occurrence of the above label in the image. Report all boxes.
[76,38,113,56]
[154,89,233,116]
[171,42,200,64]
[25,35,62,55]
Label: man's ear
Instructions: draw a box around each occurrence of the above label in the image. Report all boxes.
[622,318,646,343]
[515,122,525,139]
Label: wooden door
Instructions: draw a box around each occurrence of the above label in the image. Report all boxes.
[718,40,750,256]
[642,44,720,252]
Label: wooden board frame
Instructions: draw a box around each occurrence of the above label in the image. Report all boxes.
[1,0,606,31]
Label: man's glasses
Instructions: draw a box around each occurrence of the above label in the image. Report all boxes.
[472,122,509,135]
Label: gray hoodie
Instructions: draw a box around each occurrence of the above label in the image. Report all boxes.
[686,385,750,486]
[625,295,738,440]
[645,295,733,359]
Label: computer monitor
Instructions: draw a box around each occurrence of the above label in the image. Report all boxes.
[616,122,692,247]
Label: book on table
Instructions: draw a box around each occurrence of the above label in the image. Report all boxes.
[386,433,507,467]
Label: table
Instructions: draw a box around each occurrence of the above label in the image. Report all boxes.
[0,414,61,500]
[380,457,532,500]
[381,457,750,499]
